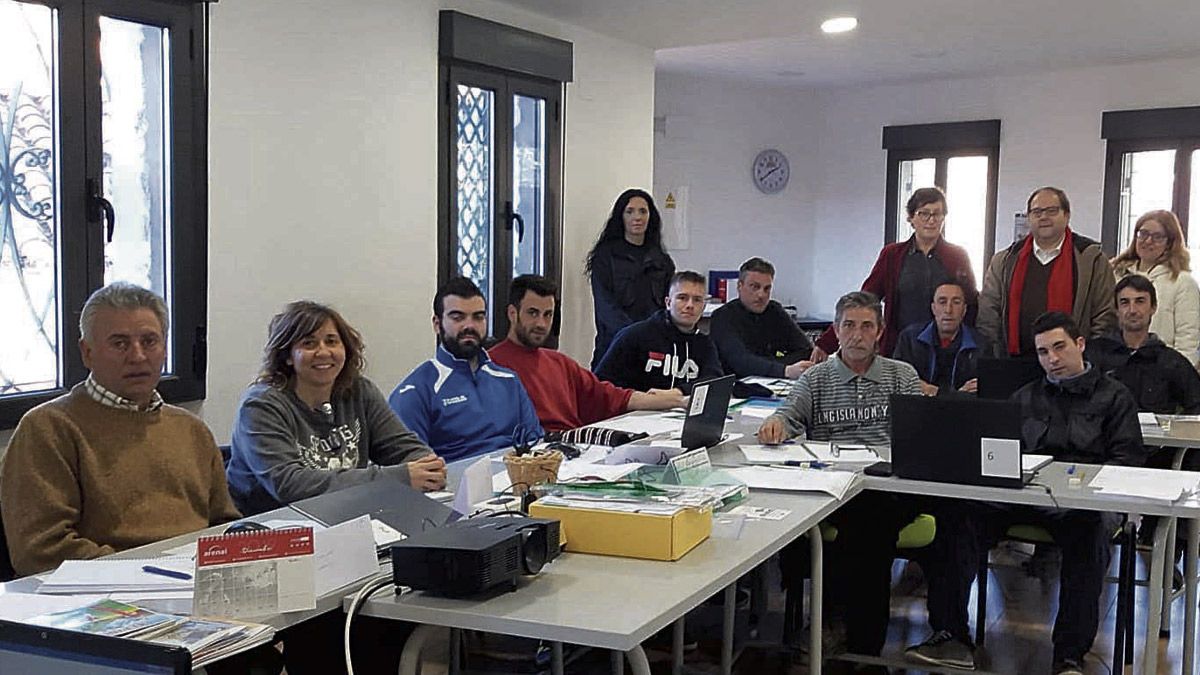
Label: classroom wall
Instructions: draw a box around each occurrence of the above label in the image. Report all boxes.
[655,54,1200,318]
[653,73,821,310]
[198,0,655,442]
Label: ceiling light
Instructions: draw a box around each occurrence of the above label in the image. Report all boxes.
[821,16,858,34]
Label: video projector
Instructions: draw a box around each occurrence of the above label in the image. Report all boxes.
[390,516,561,595]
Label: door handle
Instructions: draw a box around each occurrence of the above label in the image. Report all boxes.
[87,178,116,242]
[504,200,525,243]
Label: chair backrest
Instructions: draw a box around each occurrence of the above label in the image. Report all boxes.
[0,501,16,582]
[218,444,232,470]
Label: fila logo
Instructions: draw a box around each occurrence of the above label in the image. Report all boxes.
[441,395,468,407]
[644,351,699,381]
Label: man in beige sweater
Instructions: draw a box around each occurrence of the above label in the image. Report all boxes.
[1,283,239,576]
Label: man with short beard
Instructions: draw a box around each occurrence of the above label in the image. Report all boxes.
[388,277,542,461]
[490,275,685,432]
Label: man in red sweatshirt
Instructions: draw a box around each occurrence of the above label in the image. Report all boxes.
[489,275,685,432]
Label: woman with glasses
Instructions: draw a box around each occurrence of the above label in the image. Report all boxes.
[813,186,978,359]
[586,189,676,368]
[1112,210,1200,366]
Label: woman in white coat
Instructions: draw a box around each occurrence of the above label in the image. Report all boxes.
[1112,209,1200,367]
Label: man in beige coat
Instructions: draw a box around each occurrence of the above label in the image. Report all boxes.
[977,187,1116,357]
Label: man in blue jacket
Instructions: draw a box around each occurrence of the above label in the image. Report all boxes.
[389,277,543,461]
[892,281,986,396]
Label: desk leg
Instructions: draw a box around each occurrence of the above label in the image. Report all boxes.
[397,624,441,675]
[722,583,736,675]
[625,645,653,675]
[1185,517,1199,675]
[610,650,624,675]
[810,525,823,675]
[551,641,564,675]
[672,617,685,675]
[448,628,461,675]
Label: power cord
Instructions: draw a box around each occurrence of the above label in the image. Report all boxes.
[1028,480,1060,509]
[343,573,395,675]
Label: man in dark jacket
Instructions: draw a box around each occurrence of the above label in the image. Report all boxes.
[1087,274,1200,415]
[893,281,986,396]
[595,270,723,394]
[908,311,1144,675]
[709,257,813,378]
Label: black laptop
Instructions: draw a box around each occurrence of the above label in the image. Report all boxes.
[681,374,737,450]
[890,394,1030,488]
[0,619,190,674]
[291,480,456,547]
[977,356,1044,400]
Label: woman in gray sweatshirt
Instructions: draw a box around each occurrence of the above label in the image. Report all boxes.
[227,300,446,515]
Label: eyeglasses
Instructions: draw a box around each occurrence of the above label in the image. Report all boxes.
[1027,206,1063,218]
[913,210,945,221]
[1135,230,1169,244]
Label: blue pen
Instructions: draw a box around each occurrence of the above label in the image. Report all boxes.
[780,460,829,469]
[142,565,192,581]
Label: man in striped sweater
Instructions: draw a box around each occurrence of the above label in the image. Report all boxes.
[759,291,923,664]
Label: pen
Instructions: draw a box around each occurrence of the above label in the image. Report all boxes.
[775,460,830,469]
[142,565,192,581]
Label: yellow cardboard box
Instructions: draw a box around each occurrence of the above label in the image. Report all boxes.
[529,501,712,561]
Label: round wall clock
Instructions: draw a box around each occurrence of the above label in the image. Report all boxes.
[752,149,790,194]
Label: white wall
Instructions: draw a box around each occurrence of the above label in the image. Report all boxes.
[656,55,1200,318]
[653,74,821,310]
[196,0,655,442]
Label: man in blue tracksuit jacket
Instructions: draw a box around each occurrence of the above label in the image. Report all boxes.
[389,277,542,462]
[891,281,986,396]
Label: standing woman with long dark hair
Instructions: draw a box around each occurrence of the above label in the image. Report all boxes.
[586,189,676,368]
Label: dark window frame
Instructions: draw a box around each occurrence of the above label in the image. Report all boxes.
[882,121,1001,265]
[436,10,569,340]
[2,0,209,429]
[1100,106,1200,256]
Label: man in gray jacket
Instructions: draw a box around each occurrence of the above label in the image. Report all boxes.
[977,187,1116,357]
[758,291,922,661]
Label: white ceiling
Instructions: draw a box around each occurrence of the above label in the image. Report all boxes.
[498,0,1200,87]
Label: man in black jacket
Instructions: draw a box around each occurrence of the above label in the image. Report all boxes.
[1087,274,1200,415]
[595,270,723,394]
[709,257,813,378]
[893,281,987,396]
[908,311,1144,675]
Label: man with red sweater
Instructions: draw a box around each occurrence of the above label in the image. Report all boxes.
[489,275,685,432]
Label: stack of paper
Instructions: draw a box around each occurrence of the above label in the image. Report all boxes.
[1089,465,1200,502]
[26,599,185,639]
[591,412,684,436]
[150,616,275,668]
[26,599,275,668]
[38,557,194,595]
[724,466,859,500]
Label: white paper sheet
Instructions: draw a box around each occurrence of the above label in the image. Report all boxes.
[589,413,685,436]
[1022,454,1054,473]
[453,456,495,513]
[724,466,859,499]
[314,516,381,596]
[738,405,778,419]
[0,593,111,622]
[739,444,813,464]
[38,557,194,594]
[1088,465,1200,502]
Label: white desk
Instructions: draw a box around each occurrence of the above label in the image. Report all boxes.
[353,485,852,675]
[710,441,1200,675]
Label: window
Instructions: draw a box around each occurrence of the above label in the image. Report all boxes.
[1101,107,1200,266]
[883,120,1001,284]
[1,0,208,428]
[437,11,569,337]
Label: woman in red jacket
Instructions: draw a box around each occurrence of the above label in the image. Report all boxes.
[813,187,978,359]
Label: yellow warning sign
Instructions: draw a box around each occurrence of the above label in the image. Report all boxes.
[664,192,676,209]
